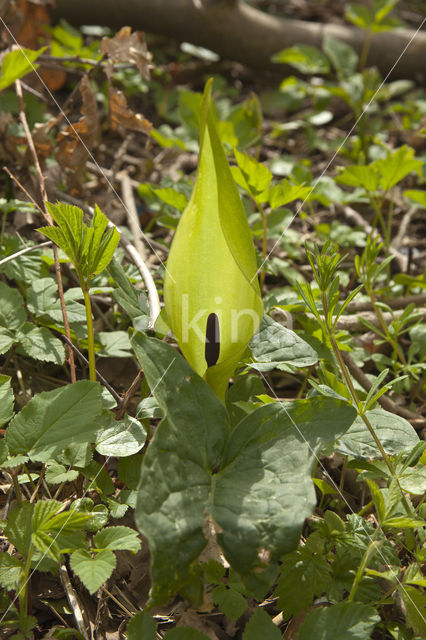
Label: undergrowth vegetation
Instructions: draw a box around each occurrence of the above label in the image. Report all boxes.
[0,2,425,638]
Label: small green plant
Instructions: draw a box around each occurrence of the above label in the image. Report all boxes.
[38,203,120,381]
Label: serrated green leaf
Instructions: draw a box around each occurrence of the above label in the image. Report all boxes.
[336,409,419,459]
[404,189,426,208]
[233,148,272,197]
[0,47,46,91]
[0,552,24,590]
[5,381,103,462]
[32,530,61,562]
[272,44,330,74]
[0,281,26,331]
[97,330,132,358]
[70,549,116,594]
[399,585,426,637]
[212,584,247,621]
[126,611,156,640]
[249,314,318,371]
[0,328,15,355]
[16,324,65,364]
[5,501,34,556]
[298,602,380,640]
[323,35,358,76]
[336,164,379,192]
[275,547,332,620]
[153,187,188,212]
[0,375,14,427]
[95,413,146,457]
[268,179,312,209]
[373,146,422,191]
[45,463,79,486]
[26,277,86,324]
[93,526,141,553]
[132,333,356,604]
[163,79,263,400]
[242,608,282,640]
[32,499,62,532]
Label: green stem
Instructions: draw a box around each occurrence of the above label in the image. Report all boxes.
[359,29,373,71]
[82,285,96,382]
[19,542,34,617]
[348,530,381,602]
[321,293,412,517]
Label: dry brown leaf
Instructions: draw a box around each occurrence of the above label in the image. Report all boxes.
[109,87,152,135]
[56,74,98,192]
[101,26,152,81]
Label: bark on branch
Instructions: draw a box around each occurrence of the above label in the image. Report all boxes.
[52,0,426,79]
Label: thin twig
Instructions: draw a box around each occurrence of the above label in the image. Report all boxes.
[115,369,145,419]
[393,207,417,250]
[306,308,426,333]
[59,565,91,640]
[341,351,422,423]
[0,241,52,266]
[15,79,77,383]
[346,293,426,313]
[60,335,121,404]
[119,170,147,259]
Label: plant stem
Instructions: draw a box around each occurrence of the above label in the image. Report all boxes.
[366,286,408,367]
[82,285,96,382]
[348,530,381,602]
[19,542,34,617]
[258,200,267,289]
[329,331,412,516]
[322,292,413,517]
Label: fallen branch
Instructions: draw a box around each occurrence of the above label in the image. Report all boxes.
[0,240,52,266]
[306,308,426,333]
[52,0,426,80]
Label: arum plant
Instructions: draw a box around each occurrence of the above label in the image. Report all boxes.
[164,79,263,400]
[38,203,120,381]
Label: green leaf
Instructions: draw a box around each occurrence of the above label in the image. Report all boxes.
[275,547,332,620]
[132,333,356,604]
[0,47,46,91]
[32,499,62,532]
[0,552,24,590]
[152,187,188,212]
[0,281,26,331]
[0,375,14,427]
[45,462,79,486]
[39,203,119,283]
[249,314,318,371]
[95,413,146,457]
[5,381,103,462]
[132,333,229,603]
[5,501,34,556]
[16,324,65,364]
[372,146,422,191]
[268,180,312,209]
[70,549,116,594]
[323,36,358,76]
[97,330,132,357]
[337,164,379,192]
[126,611,156,640]
[0,328,15,355]
[399,585,426,637]
[212,584,247,621]
[163,79,263,400]
[242,608,282,640]
[93,526,141,553]
[272,45,330,75]
[233,148,272,197]
[336,409,419,459]
[26,277,86,324]
[404,189,426,208]
[298,602,380,640]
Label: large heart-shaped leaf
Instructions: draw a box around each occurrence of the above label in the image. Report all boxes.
[132,334,356,604]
